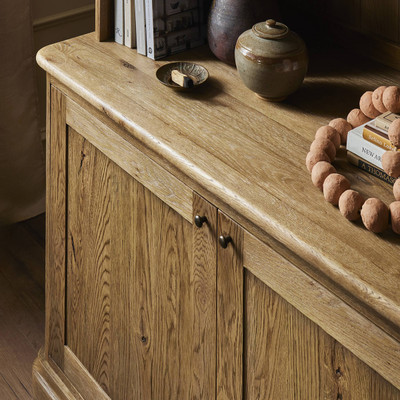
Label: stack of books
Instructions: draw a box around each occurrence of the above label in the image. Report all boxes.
[346,111,400,185]
[114,0,208,59]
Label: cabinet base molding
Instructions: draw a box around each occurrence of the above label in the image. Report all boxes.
[32,349,83,400]
[32,348,111,400]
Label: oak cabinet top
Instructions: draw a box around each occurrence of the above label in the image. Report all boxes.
[37,33,400,338]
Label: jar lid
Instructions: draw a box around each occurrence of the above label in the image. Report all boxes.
[252,19,289,39]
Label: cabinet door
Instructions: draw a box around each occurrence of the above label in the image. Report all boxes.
[47,87,218,399]
[66,127,217,399]
[217,211,400,400]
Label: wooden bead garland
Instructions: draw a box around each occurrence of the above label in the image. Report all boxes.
[372,86,387,113]
[307,85,400,235]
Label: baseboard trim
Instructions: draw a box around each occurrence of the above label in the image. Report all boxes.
[63,347,111,400]
[32,347,111,400]
[32,349,83,400]
[33,5,95,32]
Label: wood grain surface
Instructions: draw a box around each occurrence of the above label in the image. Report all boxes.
[46,85,66,368]
[65,128,213,399]
[63,347,111,400]
[0,215,45,399]
[67,127,112,393]
[243,231,400,391]
[191,193,218,400]
[217,211,243,400]
[65,97,193,222]
[33,349,85,400]
[36,34,400,343]
[243,270,400,399]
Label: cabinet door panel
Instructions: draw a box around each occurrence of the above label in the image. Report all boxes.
[66,127,216,399]
[217,217,400,399]
[216,211,243,400]
[243,270,400,399]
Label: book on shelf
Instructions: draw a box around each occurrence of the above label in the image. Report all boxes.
[135,0,147,55]
[145,0,207,60]
[115,0,124,45]
[362,120,398,152]
[346,122,386,169]
[347,151,396,185]
[124,0,137,48]
[375,111,400,131]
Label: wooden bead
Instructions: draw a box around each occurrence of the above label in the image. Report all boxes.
[360,198,389,233]
[347,108,370,128]
[306,150,330,172]
[382,151,400,178]
[310,138,336,162]
[315,125,341,150]
[387,118,400,148]
[360,91,381,119]
[372,86,387,113]
[311,161,336,190]
[382,86,400,113]
[329,118,352,145]
[338,189,364,221]
[323,173,351,205]
[394,179,400,201]
[389,201,400,234]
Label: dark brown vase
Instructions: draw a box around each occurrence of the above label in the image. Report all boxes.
[207,0,280,65]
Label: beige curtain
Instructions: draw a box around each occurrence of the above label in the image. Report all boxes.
[0,0,45,225]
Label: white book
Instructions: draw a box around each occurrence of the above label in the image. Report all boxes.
[145,0,207,60]
[124,0,137,48]
[135,0,147,55]
[114,0,124,45]
[346,125,386,169]
[145,0,156,59]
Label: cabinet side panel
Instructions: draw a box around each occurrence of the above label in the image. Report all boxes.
[46,86,67,367]
[67,128,112,394]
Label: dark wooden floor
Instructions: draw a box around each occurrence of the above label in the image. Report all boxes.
[0,214,45,399]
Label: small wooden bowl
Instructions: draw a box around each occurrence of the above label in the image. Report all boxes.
[156,62,209,90]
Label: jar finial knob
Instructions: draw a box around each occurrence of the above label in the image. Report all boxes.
[266,19,276,28]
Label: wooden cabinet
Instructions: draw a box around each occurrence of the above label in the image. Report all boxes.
[34,33,400,400]
[34,86,219,399]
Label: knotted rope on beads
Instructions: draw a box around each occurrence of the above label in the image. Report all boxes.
[306,85,400,235]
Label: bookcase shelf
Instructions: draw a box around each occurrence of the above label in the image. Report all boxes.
[96,0,114,41]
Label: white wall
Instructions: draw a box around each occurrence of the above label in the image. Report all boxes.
[33,0,95,136]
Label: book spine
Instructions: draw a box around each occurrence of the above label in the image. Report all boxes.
[347,151,396,185]
[145,0,154,59]
[346,130,385,169]
[135,0,146,55]
[375,111,400,131]
[124,0,136,48]
[375,118,391,131]
[362,125,397,151]
[114,0,124,45]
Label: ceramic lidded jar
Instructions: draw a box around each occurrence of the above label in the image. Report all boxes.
[235,19,308,101]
